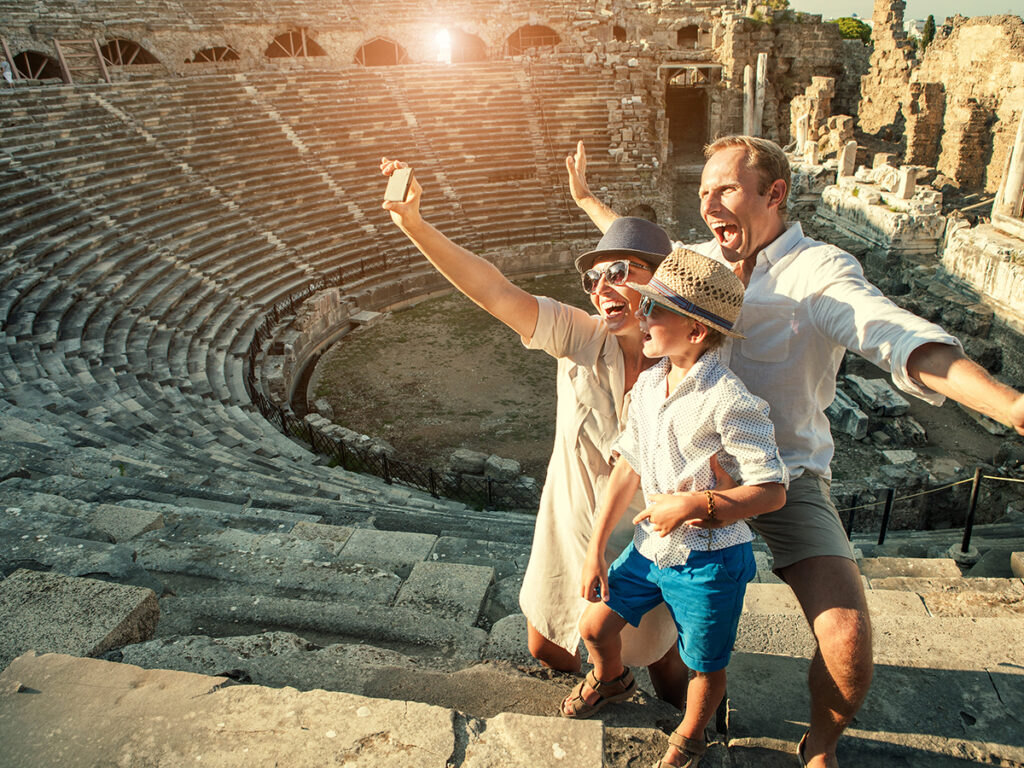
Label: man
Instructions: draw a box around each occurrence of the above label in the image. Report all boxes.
[567,137,1024,767]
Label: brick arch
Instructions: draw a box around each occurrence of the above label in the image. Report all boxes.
[12,50,61,80]
[187,46,240,64]
[354,37,409,67]
[265,29,326,59]
[99,38,159,66]
[449,29,487,63]
[505,25,560,56]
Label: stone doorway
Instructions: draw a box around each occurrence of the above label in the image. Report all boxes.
[666,85,707,161]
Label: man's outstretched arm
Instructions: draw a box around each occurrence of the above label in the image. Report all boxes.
[907,342,1024,435]
[381,157,539,340]
[566,140,619,235]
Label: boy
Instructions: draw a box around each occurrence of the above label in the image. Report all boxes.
[560,247,789,768]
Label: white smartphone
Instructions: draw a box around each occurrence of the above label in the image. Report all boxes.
[384,167,413,202]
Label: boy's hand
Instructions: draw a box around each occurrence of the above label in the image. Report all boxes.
[380,156,424,230]
[633,455,739,534]
[580,552,609,603]
[633,492,706,535]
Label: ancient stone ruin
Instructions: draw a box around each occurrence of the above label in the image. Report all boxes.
[0,0,1023,765]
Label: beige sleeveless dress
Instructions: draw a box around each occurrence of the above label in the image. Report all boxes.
[518,297,677,666]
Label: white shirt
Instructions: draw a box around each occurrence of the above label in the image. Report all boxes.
[613,351,789,567]
[689,223,961,480]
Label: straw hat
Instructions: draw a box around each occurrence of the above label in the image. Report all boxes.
[628,247,746,338]
[574,217,672,274]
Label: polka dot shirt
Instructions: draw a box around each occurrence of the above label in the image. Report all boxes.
[613,348,789,567]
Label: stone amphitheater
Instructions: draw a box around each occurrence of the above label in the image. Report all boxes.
[1,0,1023,766]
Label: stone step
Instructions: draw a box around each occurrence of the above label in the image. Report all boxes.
[0,653,609,768]
[727,648,1024,767]
[0,529,162,595]
[858,556,963,579]
[0,569,159,669]
[154,590,489,660]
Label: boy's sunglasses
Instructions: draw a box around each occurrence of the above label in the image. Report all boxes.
[581,259,649,294]
[638,296,660,317]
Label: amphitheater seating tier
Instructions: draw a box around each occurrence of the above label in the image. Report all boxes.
[3,65,1021,766]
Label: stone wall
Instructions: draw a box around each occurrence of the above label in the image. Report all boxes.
[715,10,848,145]
[912,15,1024,193]
[940,219,1024,382]
[857,0,916,136]
[834,40,870,117]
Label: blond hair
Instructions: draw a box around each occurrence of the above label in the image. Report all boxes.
[704,135,790,216]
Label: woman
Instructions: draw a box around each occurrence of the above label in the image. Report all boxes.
[380,154,685,704]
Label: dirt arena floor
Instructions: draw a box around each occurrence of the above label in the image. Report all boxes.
[312,269,1008,496]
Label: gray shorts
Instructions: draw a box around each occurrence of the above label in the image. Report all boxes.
[748,472,855,572]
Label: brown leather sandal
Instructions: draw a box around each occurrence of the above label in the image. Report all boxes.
[653,729,706,768]
[560,667,636,718]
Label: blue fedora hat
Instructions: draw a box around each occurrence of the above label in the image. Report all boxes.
[574,216,673,274]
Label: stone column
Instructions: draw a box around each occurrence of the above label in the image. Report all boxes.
[753,53,767,138]
[997,109,1024,219]
[795,113,809,153]
[803,141,819,165]
[743,64,755,136]
[838,140,857,178]
[895,166,917,199]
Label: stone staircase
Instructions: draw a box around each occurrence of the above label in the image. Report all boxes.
[2,427,1022,766]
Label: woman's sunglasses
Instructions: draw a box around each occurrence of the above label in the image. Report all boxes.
[581,259,649,294]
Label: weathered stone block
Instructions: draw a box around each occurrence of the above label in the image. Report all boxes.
[826,388,868,439]
[845,375,910,416]
[88,504,164,542]
[395,561,494,624]
[858,557,962,579]
[449,448,488,475]
[485,454,521,482]
[340,529,436,571]
[0,569,158,668]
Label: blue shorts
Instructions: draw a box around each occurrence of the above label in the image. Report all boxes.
[605,542,755,672]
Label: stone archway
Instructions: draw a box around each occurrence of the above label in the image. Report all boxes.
[354,37,409,66]
[12,50,61,80]
[450,29,486,63]
[99,39,158,65]
[187,46,240,64]
[505,25,560,56]
[265,30,326,59]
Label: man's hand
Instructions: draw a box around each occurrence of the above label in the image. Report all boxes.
[380,156,423,231]
[565,140,592,206]
[565,140,619,234]
[580,551,610,603]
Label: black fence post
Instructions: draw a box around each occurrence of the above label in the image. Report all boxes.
[382,453,392,485]
[428,468,438,498]
[487,478,494,508]
[960,466,983,554]
[877,488,895,545]
[845,506,855,539]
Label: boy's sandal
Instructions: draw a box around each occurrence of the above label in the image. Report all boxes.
[797,731,809,767]
[560,667,636,718]
[653,731,707,768]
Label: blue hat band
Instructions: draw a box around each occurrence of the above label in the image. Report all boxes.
[647,277,735,331]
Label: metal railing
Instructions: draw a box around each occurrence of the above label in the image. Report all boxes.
[838,467,1024,554]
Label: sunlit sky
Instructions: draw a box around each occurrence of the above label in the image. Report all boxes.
[787,0,1021,22]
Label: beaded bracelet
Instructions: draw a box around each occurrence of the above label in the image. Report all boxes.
[704,489,717,521]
